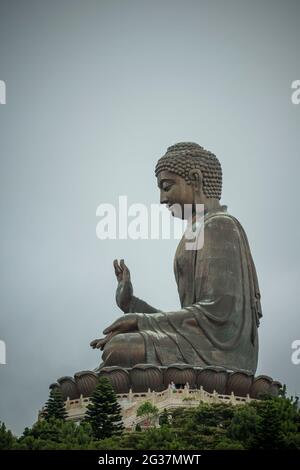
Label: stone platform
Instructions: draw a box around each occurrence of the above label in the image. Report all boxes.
[61,386,257,430]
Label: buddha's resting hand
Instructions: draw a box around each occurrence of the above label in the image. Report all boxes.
[114,259,133,313]
[90,313,138,350]
[89,309,198,351]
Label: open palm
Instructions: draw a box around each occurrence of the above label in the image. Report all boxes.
[114,259,133,313]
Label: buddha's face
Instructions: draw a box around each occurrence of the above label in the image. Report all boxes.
[157,170,195,219]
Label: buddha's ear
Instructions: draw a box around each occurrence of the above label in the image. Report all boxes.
[188,168,203,193]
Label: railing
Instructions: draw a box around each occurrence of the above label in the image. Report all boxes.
[38,385,254,426]
[56,385,253,416]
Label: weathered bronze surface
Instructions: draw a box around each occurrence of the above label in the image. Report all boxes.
[53,142,280,398]
[91,142,261,375]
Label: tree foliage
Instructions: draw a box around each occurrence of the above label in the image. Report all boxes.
[84,377,124,440]
[43,388,67,421]
[0,421,17,450]
[1,393,299,450]
[136,401,159,427]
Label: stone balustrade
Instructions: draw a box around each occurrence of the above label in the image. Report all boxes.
[42,384,254,429]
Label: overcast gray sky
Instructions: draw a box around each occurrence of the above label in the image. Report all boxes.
[0,0,299,435]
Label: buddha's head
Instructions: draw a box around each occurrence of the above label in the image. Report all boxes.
[155,142,222,219]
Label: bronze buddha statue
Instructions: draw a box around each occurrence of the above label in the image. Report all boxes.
[91,142,262,375]
[52,143,282,400]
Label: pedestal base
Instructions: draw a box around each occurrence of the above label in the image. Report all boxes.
[51,364,282,401]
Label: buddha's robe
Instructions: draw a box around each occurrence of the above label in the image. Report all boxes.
[128,206,261,374]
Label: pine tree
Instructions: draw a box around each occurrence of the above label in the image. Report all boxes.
[0,421,16,449]
[44,388,67,421]
[84,377,124,440]
[251,398,285,449]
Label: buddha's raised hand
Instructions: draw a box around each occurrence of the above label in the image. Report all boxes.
[114,259,133,313]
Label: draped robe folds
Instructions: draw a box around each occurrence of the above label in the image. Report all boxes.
[128,206,262,374]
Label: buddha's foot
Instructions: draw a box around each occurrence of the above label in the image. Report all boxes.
[51,364,282,401]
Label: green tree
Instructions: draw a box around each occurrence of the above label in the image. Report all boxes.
[159,408,170,427]
[136,401,159,427]
[279,384,287,398]
[84,377,124,440]
[246,395,299,450]
[17,418,93,450]
[2,392,298,450]
[0,421,16,450]
[44,388,67,421]
[228,405,260,447]
[214,438,244,450]
[252,399,284,449]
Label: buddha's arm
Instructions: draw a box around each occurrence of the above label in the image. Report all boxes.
[128,296,161,314]
[137,215,242,329]
[106,216,243,337]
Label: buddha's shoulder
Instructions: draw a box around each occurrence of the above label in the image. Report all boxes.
[205,208,243,233]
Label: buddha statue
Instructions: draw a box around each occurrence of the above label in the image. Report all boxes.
[51,142,283,401]
[90,142,262,375]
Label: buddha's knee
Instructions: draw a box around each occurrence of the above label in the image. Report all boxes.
[102,332,145,367]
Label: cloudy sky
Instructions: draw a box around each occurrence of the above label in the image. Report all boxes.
[0,0,299,435]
